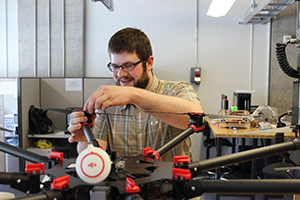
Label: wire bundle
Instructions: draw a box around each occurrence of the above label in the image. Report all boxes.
[276,42,299,78]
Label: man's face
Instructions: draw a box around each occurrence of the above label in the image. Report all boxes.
[110,52,150,89]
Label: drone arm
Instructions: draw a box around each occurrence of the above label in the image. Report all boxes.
[0,172,15,184]
[14,190,64,200]
[82,123,100,148]
[188,138,300,178]
[154,127,195,158]
[174,179,300,199]
[0,172,40,194]
[0,141,52,168]
[150,114,205,159]
[200,179,300,195]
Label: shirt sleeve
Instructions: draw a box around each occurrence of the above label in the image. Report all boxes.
[169,81,201,103]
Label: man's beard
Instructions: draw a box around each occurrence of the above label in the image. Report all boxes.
[115,68,150,89]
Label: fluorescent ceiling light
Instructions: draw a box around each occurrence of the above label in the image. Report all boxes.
[207,0,236,17]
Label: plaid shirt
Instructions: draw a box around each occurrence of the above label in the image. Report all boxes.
[93,76,201,162]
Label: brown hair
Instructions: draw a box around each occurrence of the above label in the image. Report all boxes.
[108,27,152,61]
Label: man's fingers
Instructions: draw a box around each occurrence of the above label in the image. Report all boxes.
[67,123,81,133]
[84,95,96,114]
[68,135,75,143]
[70,118,86,127]
[84,88,106,113]
[70,111,85,121]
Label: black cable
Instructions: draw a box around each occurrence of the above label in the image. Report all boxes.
[277,110,292,128]
[276,42,300,78]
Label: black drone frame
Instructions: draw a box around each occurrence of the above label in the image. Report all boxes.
[1,112,300,200]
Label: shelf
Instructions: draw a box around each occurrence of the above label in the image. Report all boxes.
[27,130,70,139]
[5,134,18,137]
[239,0,295,24]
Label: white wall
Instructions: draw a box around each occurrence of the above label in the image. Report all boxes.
[0,0,271,113]
[0,78,17,115]
[85,0,196,80]
[198,1,270,114]
[85,0,269,115]
[0,0,18,77]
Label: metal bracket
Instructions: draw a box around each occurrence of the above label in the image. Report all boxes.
[91,0,114,11]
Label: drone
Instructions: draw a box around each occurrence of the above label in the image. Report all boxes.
[2,112,300,200]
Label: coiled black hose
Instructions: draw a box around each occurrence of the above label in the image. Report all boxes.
[276,42,299,78]
[275,132,290,160]
[275,133,284,144]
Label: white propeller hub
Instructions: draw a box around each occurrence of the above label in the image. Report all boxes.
[76,144,111,184]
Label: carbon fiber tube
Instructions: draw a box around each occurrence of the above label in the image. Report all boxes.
[0,172,12,184]
[14,190,64,200]
[0,172,40,194]
[0,141,51,166]
[82,124,99,147]
[179,179,300,199]
[0,172,31,185]
[201,179,300,194]
[189,139,300,177]
[155,127,195,157]
[174,179,300,199]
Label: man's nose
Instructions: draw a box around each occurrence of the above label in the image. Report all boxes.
[117,67,128,77]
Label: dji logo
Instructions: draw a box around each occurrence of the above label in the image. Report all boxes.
[88,162,97,168]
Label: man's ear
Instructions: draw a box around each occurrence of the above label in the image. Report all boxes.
[147,56,154,71]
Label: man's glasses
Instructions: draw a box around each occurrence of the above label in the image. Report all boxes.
[107,60,144,72]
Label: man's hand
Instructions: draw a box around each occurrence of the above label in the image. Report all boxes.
[84,85,133,114]
[83,84,204,130]
[67,111,96,153]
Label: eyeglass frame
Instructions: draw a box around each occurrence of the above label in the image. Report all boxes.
[107,60,145,73]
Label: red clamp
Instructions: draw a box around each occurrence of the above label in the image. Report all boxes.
[187,112,204,115]
[81,122,93,129]
[173,155,189,166]
[25,163,45,174]
[51,175,70,190]
[189,124,205,133]
[142,147,160,160]
[172,168,191,180]
[49,151,63,161]
[143,147,152,156]
[126,177,139,193]
[152,151,160,160]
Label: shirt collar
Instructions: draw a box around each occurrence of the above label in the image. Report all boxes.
[148,75,158,93]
